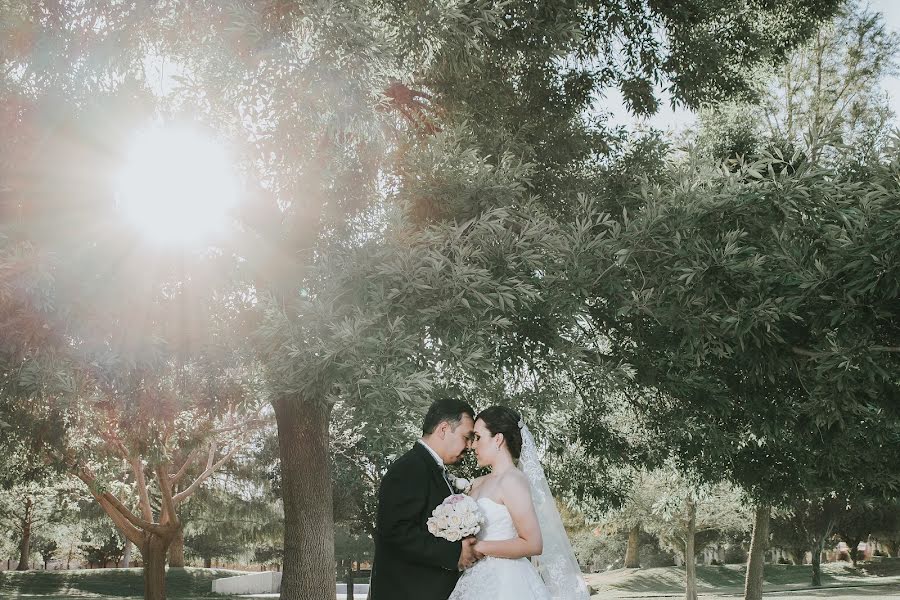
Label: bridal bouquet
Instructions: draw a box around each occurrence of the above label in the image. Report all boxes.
[427,494,484,542]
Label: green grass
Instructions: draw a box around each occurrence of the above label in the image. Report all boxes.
[0,567,247,599]
[586,557,900,595]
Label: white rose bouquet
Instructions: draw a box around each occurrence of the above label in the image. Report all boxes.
[426,494,484,542]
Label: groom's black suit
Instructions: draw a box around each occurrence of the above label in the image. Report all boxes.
[370,442,462,600]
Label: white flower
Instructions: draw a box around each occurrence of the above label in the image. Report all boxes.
[428,494,485,541]
[453,477,470,491]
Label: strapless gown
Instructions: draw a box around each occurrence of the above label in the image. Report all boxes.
[448,497,551,600]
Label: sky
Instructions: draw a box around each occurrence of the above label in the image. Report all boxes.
[599,0,900,133]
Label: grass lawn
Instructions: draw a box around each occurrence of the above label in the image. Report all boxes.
[0,567,246,599]
[586,557,900,598]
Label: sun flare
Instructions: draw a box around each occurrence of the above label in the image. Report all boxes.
[116,127,238,245]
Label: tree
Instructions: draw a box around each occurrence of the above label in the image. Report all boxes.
[833,500,900,566]
[0,480,80,571]
[639,470,751,600]
[872,503,900,558]
[0,2,847,599]
[34,538,57,570]
[596,469,670,569]
[771,495,843,586]
[181,434,283,569]
[696,1,899,168]
[579,144,900,599]
[80,533,125,570]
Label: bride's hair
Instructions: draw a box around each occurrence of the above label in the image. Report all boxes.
[476,406,523,459]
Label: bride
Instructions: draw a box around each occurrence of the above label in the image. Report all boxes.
[448,406,590,600]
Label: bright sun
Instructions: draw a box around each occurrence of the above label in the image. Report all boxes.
[116,127,238,245]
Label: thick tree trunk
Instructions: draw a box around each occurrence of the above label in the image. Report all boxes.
[274,396,335,600]
[624,524,641,568]
[17,497,34,571]
[684,499,698,600]
[204,557,212,569]
[123,539,132,568]
[744,505,770,600]
[168,528,185,568]
[142,531,174,600]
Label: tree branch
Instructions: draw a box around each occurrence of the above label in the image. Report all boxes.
[155,464,178,527]
[172,441,243,505]
[792,345,900,358]
[130,457,153,522]
[791,347,824,358]
[74,469,162,535]
[94,493,144,546]
[171,448,199,486]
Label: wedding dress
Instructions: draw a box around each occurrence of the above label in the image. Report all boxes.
[447,497,551,600]
[448,422,591,600]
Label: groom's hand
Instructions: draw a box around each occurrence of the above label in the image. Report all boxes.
[457,537,478,570]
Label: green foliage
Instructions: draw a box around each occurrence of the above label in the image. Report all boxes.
[180,433,283,567]
[0,1,860,593]
[694,1,899,168]
[79,534,124,569]
[575,141,900,504]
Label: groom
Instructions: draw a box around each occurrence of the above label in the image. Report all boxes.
[369,398,480,600]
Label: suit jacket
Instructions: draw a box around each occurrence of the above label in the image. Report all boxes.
[369,442,462,600]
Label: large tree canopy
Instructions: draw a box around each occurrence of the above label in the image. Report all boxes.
[0,2,850,599]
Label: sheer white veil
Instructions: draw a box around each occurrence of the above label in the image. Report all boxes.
[518,420,591,600]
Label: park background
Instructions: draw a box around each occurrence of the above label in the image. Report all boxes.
[1,1,900,599]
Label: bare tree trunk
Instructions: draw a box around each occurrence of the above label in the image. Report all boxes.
[123,539,132,568]
[744,505,770,600]
[168,528,185,568]
[624,524,641,568]
[17,497,34,571]
[345,560,354,599]
[142,531,173,600]
[811,515,836,587]
[684,498,698,600]
[203,557,212,569]
[811,545,823,587]
[274,396,335,600]
[846,537,862,566]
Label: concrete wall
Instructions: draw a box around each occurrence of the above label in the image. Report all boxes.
[212,571,282,594]
[210,572,371,597]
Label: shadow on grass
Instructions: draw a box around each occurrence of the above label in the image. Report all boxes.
[837,557,900,578]
[0,567,247,599]
[0,570,67,596]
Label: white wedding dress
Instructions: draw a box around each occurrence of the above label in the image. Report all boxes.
[448,497,551,600]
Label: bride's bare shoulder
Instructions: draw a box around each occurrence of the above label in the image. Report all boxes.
[500,468,530,491]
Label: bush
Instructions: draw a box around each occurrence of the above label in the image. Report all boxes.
[572,530,626,572]
[723,543,748,565]
[640,541,676,568]
[571,530,675,572]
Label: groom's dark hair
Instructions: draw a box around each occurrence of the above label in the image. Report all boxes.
[422,398,475,435]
